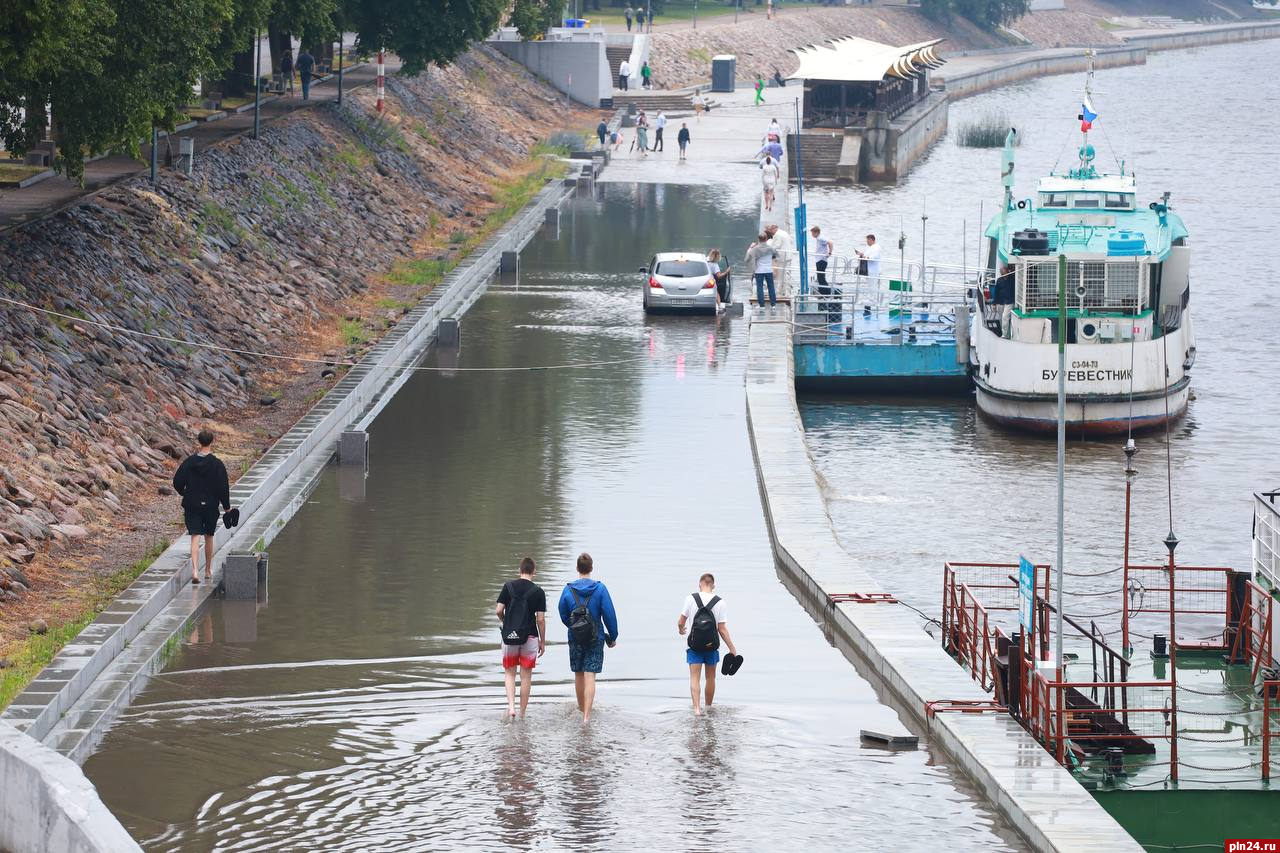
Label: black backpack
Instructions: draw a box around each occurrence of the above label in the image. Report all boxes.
[687,593,721,651]
[568,586,598,646]
[501,581,536,645]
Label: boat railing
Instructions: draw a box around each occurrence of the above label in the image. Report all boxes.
[1229,578,1275,684]
[1262,681,1280,781]
[1254,491,1280,590]
[1122,564,1236,654]
[789,267,974,344]
[1028,671,1175,776]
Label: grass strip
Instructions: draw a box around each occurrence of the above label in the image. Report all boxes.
[0,540,169,710]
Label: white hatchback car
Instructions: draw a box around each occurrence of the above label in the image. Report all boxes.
[641,252,728,315]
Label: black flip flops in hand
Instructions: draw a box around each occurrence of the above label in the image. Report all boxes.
[720,653,744,676]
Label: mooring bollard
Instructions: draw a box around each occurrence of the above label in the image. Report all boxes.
[439,317,461,347]
[223,552,259,600]
[544,206,560,228]
[500,250,519,274]
[338,429,368,468]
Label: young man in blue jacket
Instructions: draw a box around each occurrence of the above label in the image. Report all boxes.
[558,553,618,722]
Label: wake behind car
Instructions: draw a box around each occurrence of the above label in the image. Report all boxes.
[641,252,729,315]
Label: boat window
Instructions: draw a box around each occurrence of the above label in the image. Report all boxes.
[655,260,709,277]
[1041,193,1068,208]
[1073,196,1100,208]
[1104,193,1132,210]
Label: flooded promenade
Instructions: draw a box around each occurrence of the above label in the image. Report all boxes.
[82,183,1021,851]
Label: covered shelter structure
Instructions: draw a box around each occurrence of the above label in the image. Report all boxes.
[790,37,945,129]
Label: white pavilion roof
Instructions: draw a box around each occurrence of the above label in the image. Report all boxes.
[787,37,945,83]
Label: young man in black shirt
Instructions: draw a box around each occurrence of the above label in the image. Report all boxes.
[496,557,547,718]
[172,429,232,585]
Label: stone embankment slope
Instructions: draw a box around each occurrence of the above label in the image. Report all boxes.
[0,45,580,657]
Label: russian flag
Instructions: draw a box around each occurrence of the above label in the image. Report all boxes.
[1080,98,1098,132]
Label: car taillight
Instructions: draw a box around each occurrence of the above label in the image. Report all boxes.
[702,277,715,289]
[649,277,662,289]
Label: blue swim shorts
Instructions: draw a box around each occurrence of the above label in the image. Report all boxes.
[569,640,605,673]
[686,647,720,666]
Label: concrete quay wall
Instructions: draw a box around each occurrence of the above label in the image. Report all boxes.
[743,319,1144,853]
[940,45,1147,100]
[0,720,139,853]
[1121,19,1280,52]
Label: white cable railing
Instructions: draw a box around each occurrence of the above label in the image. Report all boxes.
[1256,492,1280,591]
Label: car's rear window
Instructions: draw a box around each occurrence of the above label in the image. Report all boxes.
[655,260,708,277]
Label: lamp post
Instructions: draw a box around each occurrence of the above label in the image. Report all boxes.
[252,28,261,139]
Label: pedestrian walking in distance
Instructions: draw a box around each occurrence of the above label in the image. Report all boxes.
[651,110,666,152]
[678,573,738,716]
[746,234,777,307]
[760,154,780,212]
[677,122,691,160]
[625,3,634,31]
[619,59,631,92]
[636,7,646,30]
[496,557,547,718]
[693,92,705,122]
[635,111,649,157]
[558,553,619,723]
[811,225,836,320]
[296,47,315,101]
[597,119,609,149]
[280,47,295,96]
[172,429,232,585]
[641,61,653,91]
[754,74,765,106]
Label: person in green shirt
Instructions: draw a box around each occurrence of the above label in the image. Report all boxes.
[754,74,765,106]
[641,61,653,90]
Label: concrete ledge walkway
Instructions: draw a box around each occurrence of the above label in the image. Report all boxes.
[1,178,573,764]
[743,317,1144,852]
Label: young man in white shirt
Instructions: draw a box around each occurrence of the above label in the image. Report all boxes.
[619,59,631,91]
[857,233,882,281]
[677,573,739,716]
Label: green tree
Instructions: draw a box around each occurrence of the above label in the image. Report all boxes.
[342,0,508,75]
[508,0,562,40]
[0,0,114,158]
[47,0,236,180]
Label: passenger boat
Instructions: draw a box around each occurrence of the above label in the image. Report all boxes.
[970,55,1195,434]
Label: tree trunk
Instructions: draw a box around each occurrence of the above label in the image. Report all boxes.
[224,49,255,97]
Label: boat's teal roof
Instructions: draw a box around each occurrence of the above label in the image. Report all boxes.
[986,204,1188,262]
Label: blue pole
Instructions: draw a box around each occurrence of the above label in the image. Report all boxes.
[793,96,808,297]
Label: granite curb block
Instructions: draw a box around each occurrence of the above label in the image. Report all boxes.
[743,318,1144,853]
[1,178,573,764]
[0,719,140,853]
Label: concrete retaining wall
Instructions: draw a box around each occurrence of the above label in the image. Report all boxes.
[940,45,1147,100]
[743,318,1145,853]
[886,90,949,181]
[1121,20,1280,51]
[490,39,612,106]
[0,720,139,853]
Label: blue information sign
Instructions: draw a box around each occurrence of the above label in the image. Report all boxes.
[1019,555,1035,631]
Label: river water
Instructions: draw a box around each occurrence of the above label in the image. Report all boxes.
[800,40,1280,628]
[83,182,1021,851]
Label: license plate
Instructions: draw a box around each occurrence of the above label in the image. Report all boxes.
[671,298,693,306]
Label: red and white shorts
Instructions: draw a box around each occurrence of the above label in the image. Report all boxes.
[501,636,539,669]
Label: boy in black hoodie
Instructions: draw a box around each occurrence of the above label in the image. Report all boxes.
[172,429,231,585]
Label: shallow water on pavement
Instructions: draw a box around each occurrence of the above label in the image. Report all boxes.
[84,182,1023,852]
[799,40,1280,624]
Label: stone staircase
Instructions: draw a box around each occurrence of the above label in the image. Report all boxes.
[613,92,716,112]
[786,131,847,182]
[606,45,631,84]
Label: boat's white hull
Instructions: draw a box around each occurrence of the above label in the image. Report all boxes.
[970,312,1194,434]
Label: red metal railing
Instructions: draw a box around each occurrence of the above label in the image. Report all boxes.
[1264,681,1280,781]
[1231,580,1274,684]
[1026,670,1175,774]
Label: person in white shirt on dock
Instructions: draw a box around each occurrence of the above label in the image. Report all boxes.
[619,59,631,91]
[857,234,882,282]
